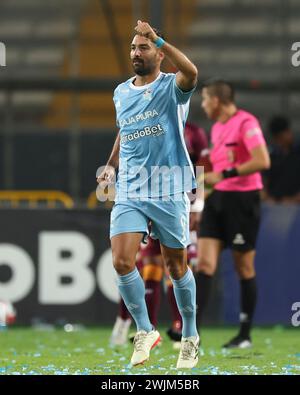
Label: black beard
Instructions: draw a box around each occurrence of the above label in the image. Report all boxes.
[133,64,151,76]
[132,60,155,76]
[134,66,152,76]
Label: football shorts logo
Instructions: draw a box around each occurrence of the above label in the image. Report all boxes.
[233,233,245,245]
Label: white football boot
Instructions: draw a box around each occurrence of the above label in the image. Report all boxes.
[176,335,199,369]
[130,329,161,366]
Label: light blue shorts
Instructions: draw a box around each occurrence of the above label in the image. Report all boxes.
[110,193,190,248]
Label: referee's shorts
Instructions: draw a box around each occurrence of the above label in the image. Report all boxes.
[198,189,261,252]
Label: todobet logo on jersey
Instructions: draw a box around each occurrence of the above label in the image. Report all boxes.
[120,123,165,144]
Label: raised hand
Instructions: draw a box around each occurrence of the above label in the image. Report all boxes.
[134,20,158,42]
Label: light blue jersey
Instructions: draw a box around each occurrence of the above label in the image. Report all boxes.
[113,72,196,200]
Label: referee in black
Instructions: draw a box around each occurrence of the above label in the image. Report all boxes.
[195,79,270,348]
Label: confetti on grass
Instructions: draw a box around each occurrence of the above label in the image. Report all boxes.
[0,327,299,375]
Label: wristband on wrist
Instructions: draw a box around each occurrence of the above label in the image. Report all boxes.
[222,168,238,179]
[154,37,165,48]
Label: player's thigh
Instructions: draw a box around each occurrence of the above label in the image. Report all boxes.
[111,232,144,274]
[197,237,223,275]
[232,249,256,279]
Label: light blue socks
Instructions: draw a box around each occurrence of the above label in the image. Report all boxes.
[117,267,152,332]
[171,267,198,338]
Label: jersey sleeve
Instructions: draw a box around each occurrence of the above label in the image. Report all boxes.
[172,74,197,104]
[241,118,266,151]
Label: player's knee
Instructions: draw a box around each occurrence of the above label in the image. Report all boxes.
[164,258,185,280]
[236,264,255,279]
[197,257,216,275]
[112,254,134,275]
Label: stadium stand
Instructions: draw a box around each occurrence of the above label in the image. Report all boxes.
[0,0,196,130]
[0,0,85,128]
[187,0,300,134]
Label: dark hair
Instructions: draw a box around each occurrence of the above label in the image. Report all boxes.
[269,115,290,136]
[202,78,235,104]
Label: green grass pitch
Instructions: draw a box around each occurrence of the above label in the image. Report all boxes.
[0,327,299,375]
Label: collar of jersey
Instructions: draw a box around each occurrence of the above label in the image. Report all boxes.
[129,72,163,90]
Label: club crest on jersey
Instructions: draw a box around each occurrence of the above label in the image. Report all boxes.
[143,88,152,101]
